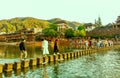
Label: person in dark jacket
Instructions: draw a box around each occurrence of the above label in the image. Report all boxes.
[54,39,59,55]
[19,39,27,60]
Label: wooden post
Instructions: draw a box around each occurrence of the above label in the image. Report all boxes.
[37,57,43,65]
[67,53,70,59]
[0,64,3,73]
[85,50,88,55]
[30,58,37,66]
[63,53,67,59]
[43,56,49,63]
[80,51,83,56]
[49,55,54,62]
[21,60,29,68]
[58,54,63,60]
[14,62,21,70]
[70,52,74,58]
[77,52,80,57]
[74,52,77,57]
[4,63,13,72]
[82,51,85,55]
[54,55,58,61]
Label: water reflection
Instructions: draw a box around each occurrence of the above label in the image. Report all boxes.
[4,71,12,78]
[1,48,120,78]
[42,67,48,78]
[14,69,21,76]
[30,65,37,72]
[0,44,71,60]
[53,63,59,78]
[0,45,43,60]
[0,73,2,78]
[0,44,71,64]
[20,67,29,78]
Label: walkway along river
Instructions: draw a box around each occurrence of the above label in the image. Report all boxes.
[0,45,120,78]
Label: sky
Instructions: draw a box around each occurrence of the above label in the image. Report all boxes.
[0,0,120,25]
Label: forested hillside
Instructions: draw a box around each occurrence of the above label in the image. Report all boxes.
[0,17,81,33]
[48,18,81,28]
[0,17,50,33]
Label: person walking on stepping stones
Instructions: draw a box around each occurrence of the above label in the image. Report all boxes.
[19,39,27,60]
[42,38,49,57]
[54,39,59,55]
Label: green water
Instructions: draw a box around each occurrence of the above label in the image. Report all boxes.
[0,45,42,58]
[1,48,120,78]
[0,44,120,78]
[0,44,72,64]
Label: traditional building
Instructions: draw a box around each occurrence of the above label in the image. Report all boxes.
[113,16,120,28]
[0,34,6,42]
[54,20,69,32]
[54,20,71,38]
[84,23,96,31]
[0,28,42,42]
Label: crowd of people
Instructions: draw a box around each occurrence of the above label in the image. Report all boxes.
[70,38,114,50]
[18,37,120,60]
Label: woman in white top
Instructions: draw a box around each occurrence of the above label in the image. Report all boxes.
[42,38,49,56]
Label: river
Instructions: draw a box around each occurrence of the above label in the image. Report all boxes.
[0,45,120,78]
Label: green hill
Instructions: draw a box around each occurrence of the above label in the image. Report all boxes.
[48,18,81,28]
[0,17,50,33]
[0,17,81,33]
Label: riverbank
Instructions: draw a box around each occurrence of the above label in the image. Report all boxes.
[0,41,41,46]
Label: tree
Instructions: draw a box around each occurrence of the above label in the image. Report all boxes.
[80,29,86,36]
[49,23,58,31]
[78,25,85,31]
[42,28,57,37]
[74,30,81,37]
[42,23,59,37]
[95,16,102,27]
[65,28,74,38]
[77,25,86,37]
